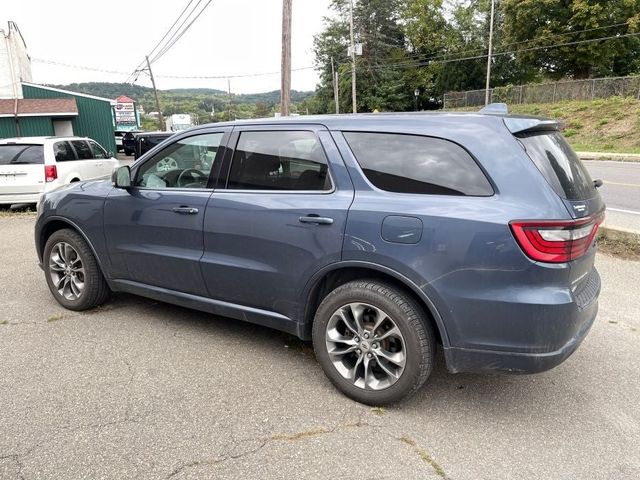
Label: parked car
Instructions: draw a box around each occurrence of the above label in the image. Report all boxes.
[114,130,127,152]
[35,107,605,404]
[133,131,173,159]
[1,136,118,207]
[122,130,142,156]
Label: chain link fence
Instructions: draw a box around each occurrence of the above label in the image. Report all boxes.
[443,75,640,109]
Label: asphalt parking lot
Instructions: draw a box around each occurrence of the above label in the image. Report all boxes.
[0,214,639,480]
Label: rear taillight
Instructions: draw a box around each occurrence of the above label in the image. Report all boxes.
[44,165,57,183]
[510,213,604,263]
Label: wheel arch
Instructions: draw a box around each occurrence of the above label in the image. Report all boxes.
[37,217,108,281]
[299,262,449,347]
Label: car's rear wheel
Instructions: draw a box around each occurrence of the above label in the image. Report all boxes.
[44,229,110,311]
[312,280,435,405]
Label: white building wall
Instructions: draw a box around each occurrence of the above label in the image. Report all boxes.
[0,21,32,99]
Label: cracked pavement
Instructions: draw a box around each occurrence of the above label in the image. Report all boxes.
[1,214,639,479]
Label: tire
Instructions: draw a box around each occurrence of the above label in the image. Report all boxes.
[43,229,110,311]
[312,280,436,405]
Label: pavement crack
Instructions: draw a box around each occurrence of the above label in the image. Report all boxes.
[398,435,449,479]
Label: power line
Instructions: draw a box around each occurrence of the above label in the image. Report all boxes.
[32,57,314,80]
[150,0,213,64]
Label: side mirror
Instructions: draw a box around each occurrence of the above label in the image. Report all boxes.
[112,166,131,189]
[593,179,603,188]
[108,151,115,158]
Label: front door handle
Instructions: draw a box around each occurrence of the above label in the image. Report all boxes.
[299,215,334,225]
[172,206,199,215]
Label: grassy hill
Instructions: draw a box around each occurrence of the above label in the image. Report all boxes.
[457,96,640,154]
[507,97,640,154]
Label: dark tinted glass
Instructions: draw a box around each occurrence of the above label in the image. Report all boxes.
[53,142,76,162]
[518,132,595,200]
[89,141,107,159]
[343,132,493,196]
[0,145,44,165]
[71,140,93,160]
[227,131,331,191]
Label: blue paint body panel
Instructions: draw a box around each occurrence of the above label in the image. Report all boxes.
[35,112,604,374]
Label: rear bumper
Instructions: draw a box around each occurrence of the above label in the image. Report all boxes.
[444,299,598,374]
[0,192,41,205]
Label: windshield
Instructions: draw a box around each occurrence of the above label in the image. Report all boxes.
[518,131,596,201]
[0,145,44,165]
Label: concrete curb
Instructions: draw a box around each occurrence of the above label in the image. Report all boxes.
[577,151,640,162]
[597,225,640,243]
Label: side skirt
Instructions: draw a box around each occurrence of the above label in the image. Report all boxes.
[111,279,299,336]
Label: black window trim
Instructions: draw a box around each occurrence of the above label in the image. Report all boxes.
[340,130,496,197]
[219,128,336,195]
[131,129,230,192]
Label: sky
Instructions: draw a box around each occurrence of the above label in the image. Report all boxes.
[2,0,334,94]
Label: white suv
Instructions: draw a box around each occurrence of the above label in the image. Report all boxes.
[0,136,119,206]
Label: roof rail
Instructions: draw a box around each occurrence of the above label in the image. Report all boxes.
[479,103,509,114]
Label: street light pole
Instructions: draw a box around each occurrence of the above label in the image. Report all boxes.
[414,88,419,111]
[484,0,495,106]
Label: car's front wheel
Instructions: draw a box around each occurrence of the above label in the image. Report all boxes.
[312,280,436,405]
[43,229,110,311]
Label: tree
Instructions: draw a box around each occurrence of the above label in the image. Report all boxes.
[501,0,640,79]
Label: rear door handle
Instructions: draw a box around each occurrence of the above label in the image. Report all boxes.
[299,215,334,225]
[172,206,199,214]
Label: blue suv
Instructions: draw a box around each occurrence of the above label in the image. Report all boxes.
[35,107,604,404]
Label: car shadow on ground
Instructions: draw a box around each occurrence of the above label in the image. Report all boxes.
[103,291,573,413]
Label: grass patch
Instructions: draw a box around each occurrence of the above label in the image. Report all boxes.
[0,319,8,326]
[370,407,386,416]
[270,427,329,441]
[47,313,67,322]
[597,230,640,260]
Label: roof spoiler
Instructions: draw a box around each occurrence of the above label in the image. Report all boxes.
[503,117,561,135]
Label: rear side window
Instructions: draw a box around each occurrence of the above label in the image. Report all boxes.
[53,142,76,162]
[227,131,331,191]
[343,132,493,196]
[0,145,44,165]
[518,132,595,201]
[71,140,93,160]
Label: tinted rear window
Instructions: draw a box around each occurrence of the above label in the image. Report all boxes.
[518,132,595,200]
[343,132,493,196]
[0,145,44,165]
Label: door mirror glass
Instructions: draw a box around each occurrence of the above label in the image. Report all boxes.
[113,166,131,188]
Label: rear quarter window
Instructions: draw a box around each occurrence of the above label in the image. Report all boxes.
[517,131,595,201]
[343,132,493,196]
[0,145,44,165]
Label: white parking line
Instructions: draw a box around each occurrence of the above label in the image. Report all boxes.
[607,207,640,216]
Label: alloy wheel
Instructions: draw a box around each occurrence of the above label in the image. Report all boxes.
[48,242,85,301]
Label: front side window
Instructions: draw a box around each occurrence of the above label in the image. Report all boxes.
[88,140,107,159]
[227,131,331,191]
[71,140,93,160]
[53,141,76,162]
[135,133,223,189]
[343,132,493,196]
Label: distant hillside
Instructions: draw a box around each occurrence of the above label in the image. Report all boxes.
[49,82,314,108]
[47,82,317,125]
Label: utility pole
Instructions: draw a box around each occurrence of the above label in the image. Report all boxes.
[349,0,357,113]
[280,0,292,116]
[146,55,164,130]
[331,57,339,114]
[484,0,495,106]
[227,78,232,121]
